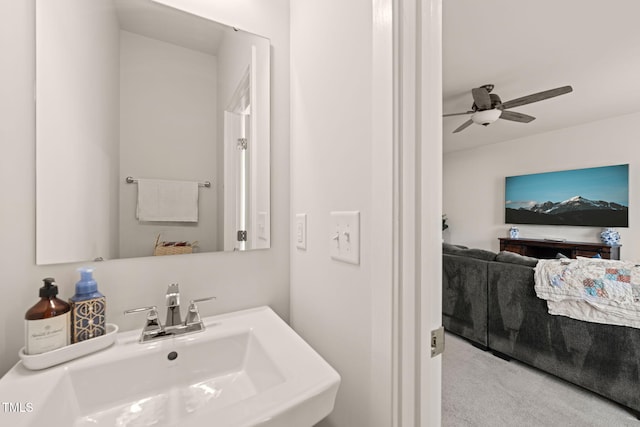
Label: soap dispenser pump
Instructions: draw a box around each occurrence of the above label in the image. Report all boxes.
[25,278,71,355]
[69,267,106,343]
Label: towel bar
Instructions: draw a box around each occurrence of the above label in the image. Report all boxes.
[125,176,211,188]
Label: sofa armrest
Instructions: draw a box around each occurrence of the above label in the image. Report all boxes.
[443,253,488,346]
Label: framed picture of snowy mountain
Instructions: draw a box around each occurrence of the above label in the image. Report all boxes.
[505,164,629,227]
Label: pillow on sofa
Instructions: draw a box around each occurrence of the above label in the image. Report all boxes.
[496,250,539,267]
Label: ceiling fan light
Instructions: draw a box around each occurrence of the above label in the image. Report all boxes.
[471,109,502,126]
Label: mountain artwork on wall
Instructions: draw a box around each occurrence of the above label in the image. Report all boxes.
[505,164,629,227]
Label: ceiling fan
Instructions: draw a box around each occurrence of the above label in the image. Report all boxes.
[444,84,573,133]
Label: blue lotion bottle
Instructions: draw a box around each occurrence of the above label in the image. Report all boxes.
[70,267,106,343]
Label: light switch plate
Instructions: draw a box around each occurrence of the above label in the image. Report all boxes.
[258,211,268,241]
[295,213,307,250]
[329,211,360,264]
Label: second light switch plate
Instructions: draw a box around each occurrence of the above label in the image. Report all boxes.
[330,211,360,265]
[295,213,307,250]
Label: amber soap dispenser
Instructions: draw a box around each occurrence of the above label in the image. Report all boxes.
[25,278,71,355]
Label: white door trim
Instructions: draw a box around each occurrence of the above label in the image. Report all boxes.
[393,0,443,425]
[370,0,395,426]
[418,0,443,425]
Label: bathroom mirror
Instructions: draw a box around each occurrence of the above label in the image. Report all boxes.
[36,0,270,264]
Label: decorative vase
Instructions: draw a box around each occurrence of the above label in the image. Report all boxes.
[509,226,519,239]
[600,228,621,246]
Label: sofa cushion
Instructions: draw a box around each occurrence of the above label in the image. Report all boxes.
[496,250,538,267]
[464,248,498,261]
[442,242,469,254]
[443,244,497,261]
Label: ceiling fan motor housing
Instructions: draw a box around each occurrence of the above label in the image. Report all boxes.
[471,109,502,126]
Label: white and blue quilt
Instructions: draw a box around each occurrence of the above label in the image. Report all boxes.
[534,257,640,329]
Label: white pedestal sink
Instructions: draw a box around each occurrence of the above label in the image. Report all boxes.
[0,307,340,427]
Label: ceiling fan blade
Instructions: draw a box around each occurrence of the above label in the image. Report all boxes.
[443,111,473,117]
[453,119,473,133]
[472,87,492,110]
[499,110,536,123]
[501,85,573,110]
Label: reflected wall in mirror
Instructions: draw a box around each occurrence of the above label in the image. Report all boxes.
[36,0,270,265]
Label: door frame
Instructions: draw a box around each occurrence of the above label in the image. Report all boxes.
[390,0,443,425]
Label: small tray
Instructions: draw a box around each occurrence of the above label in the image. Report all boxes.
[19,323,119,370]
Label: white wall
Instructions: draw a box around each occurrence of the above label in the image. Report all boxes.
[119,31,219,256]
[0,0,289,377]
[36,0,120,264]
[290,0,393,425]
[444,111,640,260]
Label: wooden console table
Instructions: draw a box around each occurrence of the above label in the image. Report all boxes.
[499,237,620,260]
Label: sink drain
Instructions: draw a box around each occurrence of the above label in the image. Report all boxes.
[167,351,178,361]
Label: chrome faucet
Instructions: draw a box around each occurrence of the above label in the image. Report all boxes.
[165,283,182,327]
[124,284,216,343]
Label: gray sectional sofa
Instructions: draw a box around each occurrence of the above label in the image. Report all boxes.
[442,243,640,417]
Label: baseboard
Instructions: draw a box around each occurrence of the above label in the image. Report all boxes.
[491,350,512,361]
[471,341,488,351]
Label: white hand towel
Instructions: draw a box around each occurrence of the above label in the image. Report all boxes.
[136,179,199,222]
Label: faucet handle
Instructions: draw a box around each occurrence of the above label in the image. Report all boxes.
[192,296,216,304]
[124,305,158,315]
[184,297,216,325]
[124,305,164,336]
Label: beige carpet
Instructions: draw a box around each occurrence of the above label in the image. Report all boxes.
[442,332,639,426]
